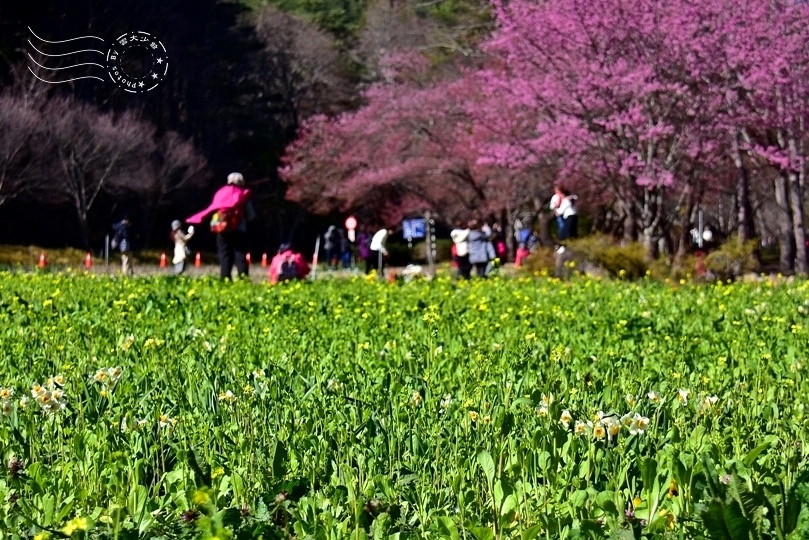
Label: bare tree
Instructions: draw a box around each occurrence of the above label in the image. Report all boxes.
[0,93,46,206]
[141,131,211,245]
[43,97,156,248]
[253,6,354,127]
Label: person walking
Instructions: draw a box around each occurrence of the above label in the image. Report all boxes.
[557,190,578,240]
[467,219,496,277]
[357,228,373,274]
[111,216,134,276]
[550,185,566,239]
[186,172,255,280]
[369,227,392,276]
[170,220,195,275]
[323,225,338,270]
[339,229,352,269]
[450,221,471,279]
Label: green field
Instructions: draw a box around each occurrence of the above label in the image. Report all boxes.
[0,273,807,539]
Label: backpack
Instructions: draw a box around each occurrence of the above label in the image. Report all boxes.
[210,207,243,234]
[278,256,298,281]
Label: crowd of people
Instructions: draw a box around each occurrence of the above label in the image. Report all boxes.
[108,173,578,282]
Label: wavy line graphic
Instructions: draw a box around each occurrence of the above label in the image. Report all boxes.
[28,41,104,57]
[27,68,105,84]
[28,26,104,44]
[28,27,106,85]
[27,54,104,71]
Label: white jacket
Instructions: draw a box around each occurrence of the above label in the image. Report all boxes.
[557,196,577,218]
[450,228,470,256]
[370,229,389,255]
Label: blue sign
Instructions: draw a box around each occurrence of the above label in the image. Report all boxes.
[402,218,426,240]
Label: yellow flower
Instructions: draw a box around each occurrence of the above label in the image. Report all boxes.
[74,517,88,531]
[193,489,211,506]
[468,411,479,422]
[482,414,492,424]
[633,497,643,508]
[0,387,13,400]
[211,466,225,479]
[34,533,51,540]
[658,508,676,529]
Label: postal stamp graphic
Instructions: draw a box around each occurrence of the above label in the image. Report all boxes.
[28,27,168,93]
[106,32,168,93]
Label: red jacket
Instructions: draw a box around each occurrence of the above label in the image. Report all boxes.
[268,250,310,284]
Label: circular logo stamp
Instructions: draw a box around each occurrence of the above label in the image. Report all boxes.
[106,32,168,93]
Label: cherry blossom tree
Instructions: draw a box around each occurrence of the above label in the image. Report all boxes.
[282,54,510,225]
[479,0,809,268]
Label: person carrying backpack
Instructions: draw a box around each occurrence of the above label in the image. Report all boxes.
[111,216,134,276]
[269,243,310,284]
[186,172,255,280]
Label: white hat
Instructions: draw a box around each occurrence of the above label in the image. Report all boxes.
[227,172,245,186]
[171,220,182,231]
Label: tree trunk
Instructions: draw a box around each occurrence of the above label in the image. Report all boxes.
[504,206,515,262]
[787,170,807,275]
[735,166,755,243]
[621,198,636,242]
[674,193,696,267]
[774,172,795,273]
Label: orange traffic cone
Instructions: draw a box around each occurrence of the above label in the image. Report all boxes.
[38,252,47,269]
[84,252,92,268]
[261,253,268,267]
[245,253,252,266]
[159,252,167,268]
[194,252,202,267]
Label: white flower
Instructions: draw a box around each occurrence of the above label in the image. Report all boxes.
[537,405,548,417]
[1,400,13,416]
[326,378,343,393]
[440,393,453,409]
[252,369,266,379]
[625,394,636,406]
[0,387,14,400]
[434,346,443,355]
[541,393,554,407]
[559,409,573,428]
[411,391,423,406]
[629,413,650,435]
[605,417,621,439]
[218,390,237,403]
[677,389,689,406]
[699,395,719,411]
[647,391,661,404]
[574,420,592,436]
[620,412,633,428]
